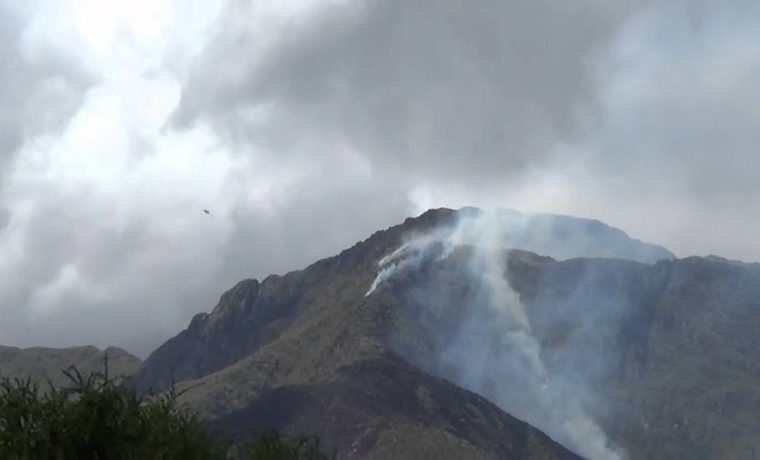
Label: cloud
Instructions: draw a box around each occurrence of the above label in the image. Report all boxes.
[539,0,760,261]
[174,0,644,181]
[0,2,93,178]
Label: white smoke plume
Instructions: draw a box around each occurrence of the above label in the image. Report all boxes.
[367,210,626,460]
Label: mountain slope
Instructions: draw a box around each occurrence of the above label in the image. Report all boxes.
[213,354,579,459]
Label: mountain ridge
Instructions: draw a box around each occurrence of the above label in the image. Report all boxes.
[0,344,141,388]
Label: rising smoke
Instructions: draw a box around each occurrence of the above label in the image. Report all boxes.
[367,209,633,460]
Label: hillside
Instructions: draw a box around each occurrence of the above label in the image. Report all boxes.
[0,345,141,388]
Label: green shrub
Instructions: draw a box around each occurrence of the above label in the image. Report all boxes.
[0,360,328,459]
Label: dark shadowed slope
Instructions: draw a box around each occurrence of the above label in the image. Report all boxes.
[213,354,579,459]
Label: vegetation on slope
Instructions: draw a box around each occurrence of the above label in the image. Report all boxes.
[0,359,327,459]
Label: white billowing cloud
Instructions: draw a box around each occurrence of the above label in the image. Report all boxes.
[0,0,412,354]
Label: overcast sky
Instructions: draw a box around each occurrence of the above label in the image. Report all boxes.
[1,0,758,356]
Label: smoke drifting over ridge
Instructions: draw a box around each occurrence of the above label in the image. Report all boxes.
[365,209,672,459]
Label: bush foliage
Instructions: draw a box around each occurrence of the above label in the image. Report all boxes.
[0,360,327,459]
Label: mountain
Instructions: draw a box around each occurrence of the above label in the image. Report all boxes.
[0,345,141,388]
[133,208,674,392]
[131,208,687,458]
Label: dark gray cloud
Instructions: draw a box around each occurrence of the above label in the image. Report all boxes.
[544,0,760,260]
[172,0,760,262]
[174,0,644,181]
